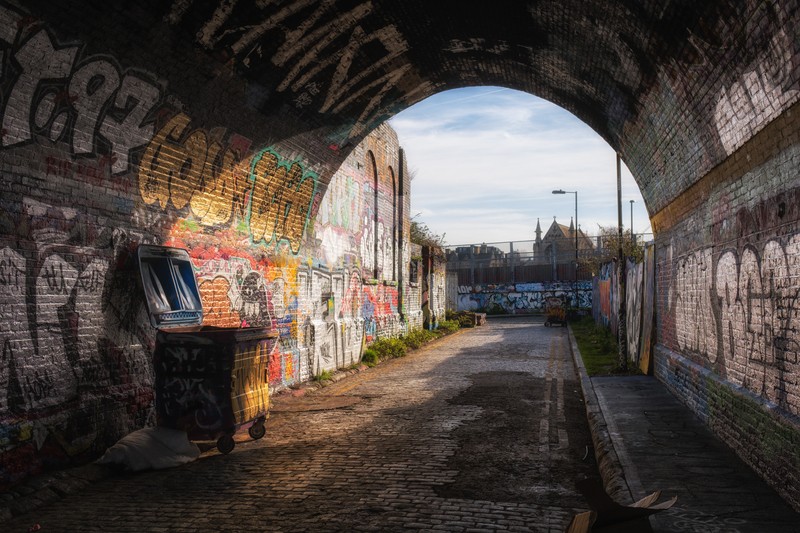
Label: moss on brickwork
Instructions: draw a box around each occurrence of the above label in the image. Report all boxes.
[705,370,800,503]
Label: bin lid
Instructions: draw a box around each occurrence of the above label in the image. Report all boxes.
[137,244,203,328]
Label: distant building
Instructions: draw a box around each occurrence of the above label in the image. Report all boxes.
[449,244,505,267]
[533,217,594,267]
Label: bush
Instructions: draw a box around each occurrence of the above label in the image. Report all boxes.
[485,303,506,315]
[401,328,439,349]
[437,319,460,334]
[361,348,379,366]
[445,310,474,327]
[370,337,407,359]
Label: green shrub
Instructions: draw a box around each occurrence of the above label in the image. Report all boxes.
[444,310,474,327]
[401,328,438,349]
[361,348,379,366]
[370,337,407,359]
[437,319,460,334]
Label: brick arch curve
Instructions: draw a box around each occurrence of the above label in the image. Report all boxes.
[1,0,800,508]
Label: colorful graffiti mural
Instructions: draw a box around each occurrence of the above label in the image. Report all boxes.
[592,263,618,334]
[457,281,592,314]
[0,2,416,488]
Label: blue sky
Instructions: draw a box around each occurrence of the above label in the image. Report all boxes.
[388,87,650,247]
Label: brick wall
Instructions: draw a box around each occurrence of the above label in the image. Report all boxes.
[653,99,800,509]
[1,0,800,511]
[0,4,419,488]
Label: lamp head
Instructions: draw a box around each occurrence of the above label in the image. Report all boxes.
[552,189,566,194]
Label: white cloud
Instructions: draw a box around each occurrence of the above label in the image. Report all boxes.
[389,87,650,246]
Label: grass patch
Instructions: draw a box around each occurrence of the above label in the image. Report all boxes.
[570,316,640,376]
[361,319,463,369]
[314,369,334,383]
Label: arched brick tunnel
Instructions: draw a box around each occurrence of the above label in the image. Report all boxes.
[1,0,799,510]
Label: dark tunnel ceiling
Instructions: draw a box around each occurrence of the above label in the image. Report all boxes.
[21,0,798,215]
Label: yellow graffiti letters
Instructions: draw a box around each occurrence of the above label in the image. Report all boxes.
[138,113,191,208]
[189,143,251,226]
[170,129,208,210]
[249,151,315,253]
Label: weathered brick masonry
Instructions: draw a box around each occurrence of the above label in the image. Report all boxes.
[0,0,799,510]
[654,99,800,508]
[0,2,428,488]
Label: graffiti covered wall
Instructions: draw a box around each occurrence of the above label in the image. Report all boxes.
[457,281,592,314]
[0,4,414,489]
[592,262,617,334]
[655,138,800,507]
[422,247,446,329]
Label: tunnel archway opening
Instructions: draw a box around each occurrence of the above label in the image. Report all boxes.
[386,86,650,246]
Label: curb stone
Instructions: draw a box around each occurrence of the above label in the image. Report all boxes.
[566,324,634,504]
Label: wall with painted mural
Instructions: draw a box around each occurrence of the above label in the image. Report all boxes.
[422,247,447,328]
[457,281,592,315]
[0,5,418,489]
[405,243,424,330]
[592,262,618,334]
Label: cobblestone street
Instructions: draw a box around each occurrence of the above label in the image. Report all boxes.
[4,318,599,532]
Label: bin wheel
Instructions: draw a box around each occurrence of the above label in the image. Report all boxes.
[248,422,266,440]
[217,434,235,455]
[544,321,550,327]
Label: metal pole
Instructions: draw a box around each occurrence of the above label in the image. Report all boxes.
[617,154,627,371]
[574,192,578,312]
[509,241,515,284]
[630,199,635,246]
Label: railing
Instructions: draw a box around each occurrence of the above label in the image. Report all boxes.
[445,235,652,286]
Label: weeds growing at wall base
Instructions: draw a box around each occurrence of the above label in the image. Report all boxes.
[361,322,463,365]
[570,316,641,376]
[314,369,334,382]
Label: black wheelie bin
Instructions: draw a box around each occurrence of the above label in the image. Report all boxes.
[138,244,278,454]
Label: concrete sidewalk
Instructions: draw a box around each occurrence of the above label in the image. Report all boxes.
[568,331,799,532]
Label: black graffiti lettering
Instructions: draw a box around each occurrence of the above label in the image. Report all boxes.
[0,257,24,287]
[41,261,70,294]
[76,266,103,292]
[0,25,162,174]
[69,60,122,156]
[24,369,54,403]
[98,74,161,174]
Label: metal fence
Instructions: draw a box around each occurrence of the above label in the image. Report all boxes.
[445,234,652,286]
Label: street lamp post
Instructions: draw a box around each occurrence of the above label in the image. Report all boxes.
[629,199,635,245]
[552,189,578,312]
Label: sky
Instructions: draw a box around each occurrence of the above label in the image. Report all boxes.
[387,87,650,247]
